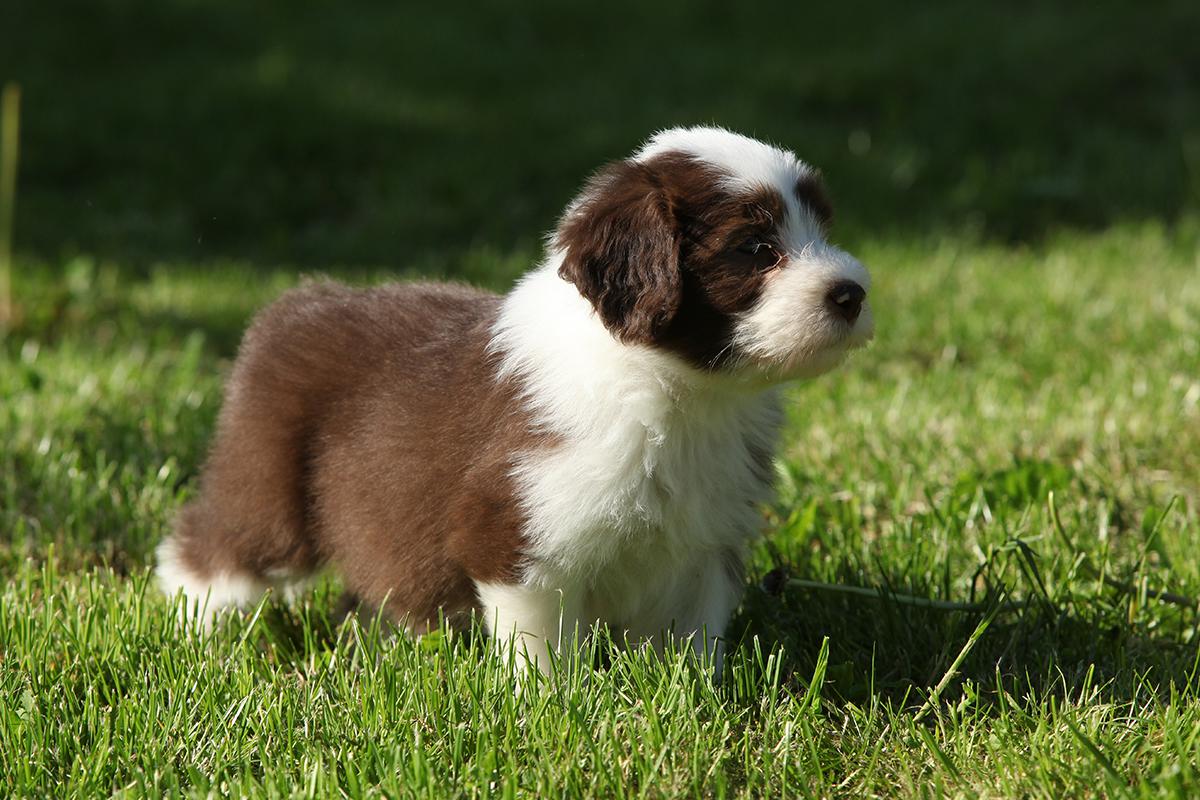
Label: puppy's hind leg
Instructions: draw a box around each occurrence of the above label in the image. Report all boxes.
[157,398,321,628]
[156,509,268,627]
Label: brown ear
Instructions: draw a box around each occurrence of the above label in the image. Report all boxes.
[555,161,681,343]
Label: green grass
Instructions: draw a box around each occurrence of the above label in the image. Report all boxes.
[4,224,1198,798]
[3,0,1200,797]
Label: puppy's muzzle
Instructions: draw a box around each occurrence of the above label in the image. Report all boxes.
[825,280,866,324]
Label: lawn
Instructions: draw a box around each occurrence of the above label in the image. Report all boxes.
[3,1,1200,797]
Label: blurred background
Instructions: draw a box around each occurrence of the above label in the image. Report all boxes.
[3,0,1198,276]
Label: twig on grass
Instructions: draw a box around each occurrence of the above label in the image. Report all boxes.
[912,603,1002,723]
[786,578,1029,613]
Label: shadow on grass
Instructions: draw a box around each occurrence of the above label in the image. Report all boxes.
[225,564,1200,716]
[4,0,1199,270]
[734,569,1200,710]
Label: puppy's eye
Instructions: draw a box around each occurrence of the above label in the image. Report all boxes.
[734,237,781,269]
[736,237,770,255]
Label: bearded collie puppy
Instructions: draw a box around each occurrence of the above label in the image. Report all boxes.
[157,127,874,674]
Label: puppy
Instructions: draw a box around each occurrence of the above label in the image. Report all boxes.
[157,126,874,673]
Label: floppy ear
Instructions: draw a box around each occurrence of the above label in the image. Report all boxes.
[555,161,681,343]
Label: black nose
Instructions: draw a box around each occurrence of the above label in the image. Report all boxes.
[825,280,866,323]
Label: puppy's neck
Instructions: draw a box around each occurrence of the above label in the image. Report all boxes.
[496,256,720,383]
[491,256,766,419]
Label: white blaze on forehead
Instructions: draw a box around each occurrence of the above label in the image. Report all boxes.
[633,126,817,199]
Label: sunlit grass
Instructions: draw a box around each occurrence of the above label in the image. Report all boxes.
[3,220,1198,796]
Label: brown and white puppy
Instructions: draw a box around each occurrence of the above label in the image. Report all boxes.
[157,126,874,674]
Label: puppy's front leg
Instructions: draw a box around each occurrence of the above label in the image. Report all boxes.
[661,553,745,678]
[475,582,581,676]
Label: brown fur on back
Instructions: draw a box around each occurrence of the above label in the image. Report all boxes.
[171,281,539,629]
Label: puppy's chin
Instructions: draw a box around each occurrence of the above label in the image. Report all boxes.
[731,306,874,387]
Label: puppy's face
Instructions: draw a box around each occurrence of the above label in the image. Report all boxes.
[556,127,874,383]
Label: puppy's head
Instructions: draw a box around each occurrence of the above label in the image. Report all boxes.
[555,126,873,383]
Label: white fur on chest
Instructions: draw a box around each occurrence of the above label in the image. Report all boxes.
[490,260,782,627]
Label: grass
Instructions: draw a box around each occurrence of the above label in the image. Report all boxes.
[3,1,1200,797]
[4,224,1198,798]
